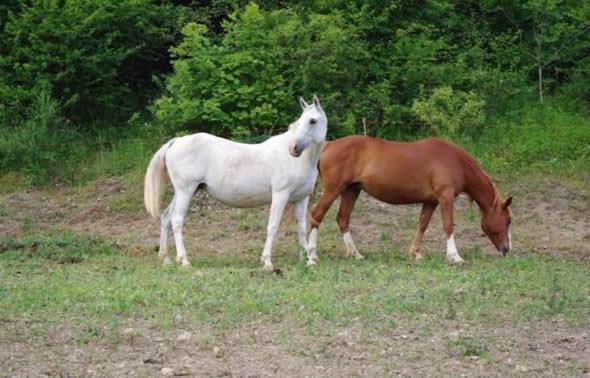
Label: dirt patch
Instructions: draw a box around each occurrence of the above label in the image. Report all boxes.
[2,317,588,376]
[2,177,589,261]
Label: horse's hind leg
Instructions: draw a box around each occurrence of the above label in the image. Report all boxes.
[409,202,437,260]
[158,199,175,265]
[171,186,197,267]
[336,186,363,260]
[439,191,464,264]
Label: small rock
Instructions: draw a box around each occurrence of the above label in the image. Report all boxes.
[379,349,388,357]
[468,355,479,361]
[336,331,355,347]
[515,365,529,372]
[177,331,192,341]
[161,367,174,376]
[123,328,135,334]
[213,346,223,358]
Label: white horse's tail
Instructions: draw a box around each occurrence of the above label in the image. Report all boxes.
[144,140,174,218]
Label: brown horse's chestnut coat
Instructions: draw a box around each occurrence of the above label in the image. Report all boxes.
[308,136,512,262]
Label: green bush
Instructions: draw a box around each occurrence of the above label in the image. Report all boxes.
[412,86,486,136]
[0,0,180,123]
[0,89,90,186]
[153,3,371,137]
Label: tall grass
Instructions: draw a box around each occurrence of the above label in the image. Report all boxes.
[0,93,164,187]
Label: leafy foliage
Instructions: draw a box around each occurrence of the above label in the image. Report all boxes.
[0,0,181,123]
[0,0,589,185]
[412,86,486,136]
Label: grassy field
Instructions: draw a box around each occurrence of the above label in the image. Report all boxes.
[1,101,589,375]
[1,175,589,375]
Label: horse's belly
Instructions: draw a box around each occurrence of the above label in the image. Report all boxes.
[362,182,433,205]
[205,177,272,208]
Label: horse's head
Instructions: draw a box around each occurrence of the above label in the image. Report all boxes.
[288,95,327,157]
[480,196,513,256]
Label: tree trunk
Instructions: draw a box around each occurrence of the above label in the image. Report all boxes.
[537,63,544,104]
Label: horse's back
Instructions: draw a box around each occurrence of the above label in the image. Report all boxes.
[320,136,469,204]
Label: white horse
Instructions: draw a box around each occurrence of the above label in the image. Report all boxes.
[144,96,327,271]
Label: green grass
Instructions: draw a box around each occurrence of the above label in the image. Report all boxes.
[1,232,589,341]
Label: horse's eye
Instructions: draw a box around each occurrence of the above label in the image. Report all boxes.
[310,119,317,125]
[506,219,511,226]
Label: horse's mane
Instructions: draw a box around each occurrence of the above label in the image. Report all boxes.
[460,151,500,208]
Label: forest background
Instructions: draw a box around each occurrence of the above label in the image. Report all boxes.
[0,0,588,186]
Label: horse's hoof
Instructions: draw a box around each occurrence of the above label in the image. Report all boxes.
[263,263,274,272]
[354,254,365,261]
[162,257,173,265]
[306,259,317,267]
[181,261,192,268]
[414,254,423,261]
[448,257,464,265]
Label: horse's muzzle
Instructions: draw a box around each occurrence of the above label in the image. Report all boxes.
[289,142,302,157]
[501,246,510,256]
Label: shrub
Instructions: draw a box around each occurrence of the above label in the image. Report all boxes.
[0,0,180,123]
[412,86,486,136]
[0,89,88,186]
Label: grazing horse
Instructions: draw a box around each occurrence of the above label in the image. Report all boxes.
[306,135,512,264]
[144,96,327,271]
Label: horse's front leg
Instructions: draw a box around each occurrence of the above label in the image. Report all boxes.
[260,190,290,271]
[439,191,464,264]
[307,184,343,265]
[293,196,314,266]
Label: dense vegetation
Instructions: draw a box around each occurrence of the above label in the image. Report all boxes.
[0,0,589,186]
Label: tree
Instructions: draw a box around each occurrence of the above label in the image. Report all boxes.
[498,0,590,103]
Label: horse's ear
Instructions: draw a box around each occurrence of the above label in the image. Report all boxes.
[299,97,308,110]
[312,94,321,108]
[503,196,513,209]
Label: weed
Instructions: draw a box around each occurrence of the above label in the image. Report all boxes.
[454,336,489,357]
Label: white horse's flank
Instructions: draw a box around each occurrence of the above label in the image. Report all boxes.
[144,96,327,270]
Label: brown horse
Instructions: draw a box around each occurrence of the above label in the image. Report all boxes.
[306,135,512,265]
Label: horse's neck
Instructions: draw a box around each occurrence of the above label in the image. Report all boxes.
[303,141,323,166]
[462,157,497,212]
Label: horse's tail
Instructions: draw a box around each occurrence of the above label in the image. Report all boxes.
[144,140,174,219]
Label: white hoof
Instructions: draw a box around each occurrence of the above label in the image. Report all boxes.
[306,259,317,267]
[162,256,172,265]
[354,253,364,261]
[414,253,423,261]
[447,255,464,265]
[181,260,192,268]
[263,263,274,272]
